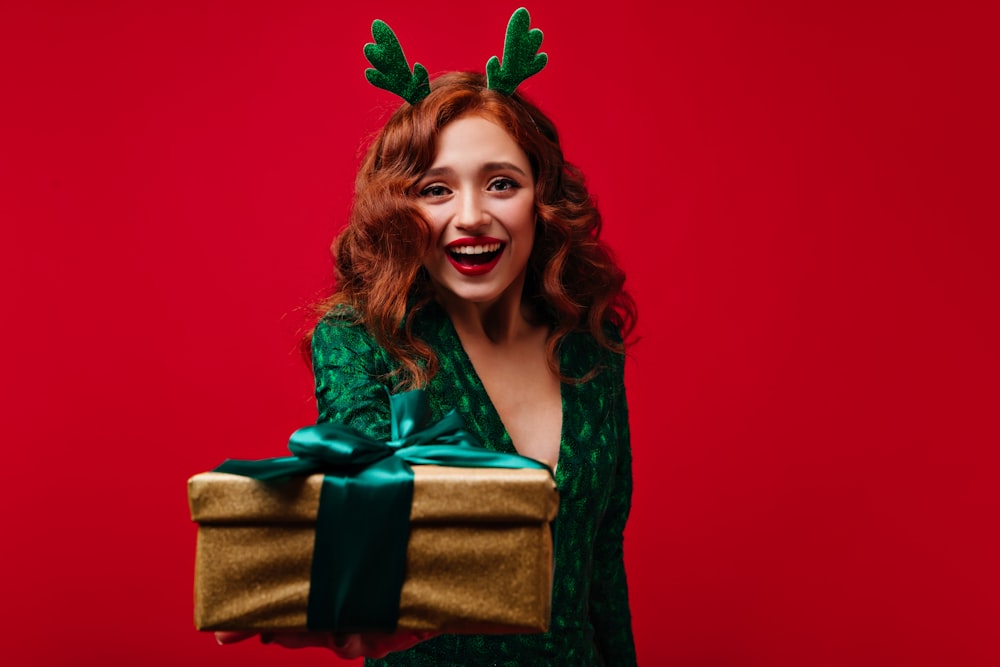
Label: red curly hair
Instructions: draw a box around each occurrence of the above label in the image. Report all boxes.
[309,71,635,388]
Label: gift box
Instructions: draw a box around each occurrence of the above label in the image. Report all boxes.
[188,463,558,633]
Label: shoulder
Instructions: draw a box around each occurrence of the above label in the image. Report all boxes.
[311,307,386,366]
[602,323,627,379]
[312,307,353,337]
[312,304,366,342]
[313,302,450,351]
[562,321,626,384]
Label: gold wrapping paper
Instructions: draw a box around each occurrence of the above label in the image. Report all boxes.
[188,465,558,633]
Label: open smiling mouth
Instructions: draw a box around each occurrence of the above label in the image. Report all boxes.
[446,241,505,275]
[448,241,504,266]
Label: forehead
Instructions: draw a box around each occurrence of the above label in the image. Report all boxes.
[430,116,529,168]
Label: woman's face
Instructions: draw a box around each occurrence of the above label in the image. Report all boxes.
[414,115,536,308]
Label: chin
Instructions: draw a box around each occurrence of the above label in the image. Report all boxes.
[432,273,526,308]
[442,285,509,305]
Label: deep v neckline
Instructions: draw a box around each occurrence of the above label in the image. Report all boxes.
[439,312,565,475]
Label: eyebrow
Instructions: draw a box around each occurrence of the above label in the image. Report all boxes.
[420,161,529,179]
[483,161,529,176]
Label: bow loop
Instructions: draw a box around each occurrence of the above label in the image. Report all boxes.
[288,422,394,469]
[389,388,432,441]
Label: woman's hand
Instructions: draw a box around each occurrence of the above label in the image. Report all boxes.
[215,629,436,659]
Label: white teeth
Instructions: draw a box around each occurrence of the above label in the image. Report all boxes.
[450,242,501,255]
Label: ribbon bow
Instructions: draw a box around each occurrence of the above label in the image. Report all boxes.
[214,389,550,632]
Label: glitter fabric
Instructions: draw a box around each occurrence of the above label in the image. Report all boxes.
[313,302,636,666]
[188,467,557,633]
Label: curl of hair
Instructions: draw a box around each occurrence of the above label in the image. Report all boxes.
[307,72,636,388]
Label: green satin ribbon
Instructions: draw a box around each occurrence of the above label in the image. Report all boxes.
[213,389,551,632]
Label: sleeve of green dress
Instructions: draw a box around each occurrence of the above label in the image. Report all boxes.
[311,315,393,440]
[588,351,638,665]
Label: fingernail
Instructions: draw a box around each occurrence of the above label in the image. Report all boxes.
[216,636,224,646]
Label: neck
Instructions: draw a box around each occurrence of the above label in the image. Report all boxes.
[435,280,535,345]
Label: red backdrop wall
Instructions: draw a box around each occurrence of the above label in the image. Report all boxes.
[3,1,997,665]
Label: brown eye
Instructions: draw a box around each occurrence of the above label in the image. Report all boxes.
[419,184,451,197]
[487,177,520,192]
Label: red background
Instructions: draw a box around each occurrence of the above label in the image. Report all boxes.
[3,1,997,665]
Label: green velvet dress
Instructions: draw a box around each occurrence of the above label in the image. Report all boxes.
[312,303,636,666]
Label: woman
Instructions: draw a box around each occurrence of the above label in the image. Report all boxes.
[221,12,637,665]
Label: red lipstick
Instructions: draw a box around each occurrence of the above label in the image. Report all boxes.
[445,237,505,276]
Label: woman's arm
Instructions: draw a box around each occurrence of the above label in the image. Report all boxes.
[215,629,433,658]
[311,314,393,436]
[216,315,433,658]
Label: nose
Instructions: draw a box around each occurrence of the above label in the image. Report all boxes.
[455,189,487,230]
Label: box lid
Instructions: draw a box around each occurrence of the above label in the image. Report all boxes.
[189,465,558,525]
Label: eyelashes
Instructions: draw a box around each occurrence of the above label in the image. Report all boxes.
[417,177,522,199]
[487,177,521,192]
[419,184,451,197]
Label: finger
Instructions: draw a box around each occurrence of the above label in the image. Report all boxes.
[359,630,435,659]
[359,635,393,660]
[268,632,339,650]
[330,633,365,659]
[215,631,257,645]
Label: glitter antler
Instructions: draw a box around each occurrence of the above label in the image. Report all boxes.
[486,8,548,96]
[363,19,430,105]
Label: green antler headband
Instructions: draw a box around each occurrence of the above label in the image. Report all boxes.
[486,7,548,95]
[363,19,430,105]
[363,7,547,105]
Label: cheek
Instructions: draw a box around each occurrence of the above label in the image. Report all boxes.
[415,210,439,268]
[419,209,445,243]
[516,204,536,243]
